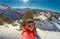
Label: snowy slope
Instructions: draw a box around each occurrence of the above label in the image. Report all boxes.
[36,15,58,31]
[0,24,21,39]
[52,21,60,30]
[0,14,60,39]
[51,18,60,31]
[0,25,60,39]
[37,28,60,39]
[58,16,60,21]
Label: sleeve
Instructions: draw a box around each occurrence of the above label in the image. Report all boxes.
[20,32,30,39]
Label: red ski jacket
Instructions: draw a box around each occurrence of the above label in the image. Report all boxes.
[20,26,36,39]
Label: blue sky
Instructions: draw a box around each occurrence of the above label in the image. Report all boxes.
[0,0,60,12]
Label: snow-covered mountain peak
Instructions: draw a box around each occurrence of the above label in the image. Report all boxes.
[0,5,10,10]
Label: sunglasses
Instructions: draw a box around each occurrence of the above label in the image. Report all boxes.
[27,21,34,23]
[28,25,34,27]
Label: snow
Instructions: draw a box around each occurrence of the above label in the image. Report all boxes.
[51,17,60,30]
[0,25,60,39]
[36,15,60,39]
[0,5,8,10]
[58,16,60,20]
[35,20,55,31]
[36,15,57,31]
[58,16,60,21]
[37,28,60,39]
[0,24,21,39]
[52,21,60,30]
[53,17,60,24]
[37,15,48,21]
[0,14,60,39]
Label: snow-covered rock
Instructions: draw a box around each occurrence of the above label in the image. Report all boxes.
[37,15,48,21]
[0,5,8,10]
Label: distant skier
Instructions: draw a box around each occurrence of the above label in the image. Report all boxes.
[20,19,36,39]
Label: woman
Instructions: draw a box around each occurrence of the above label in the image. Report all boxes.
[20,19,36,39]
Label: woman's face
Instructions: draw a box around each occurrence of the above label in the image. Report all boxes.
[27,23,34,31]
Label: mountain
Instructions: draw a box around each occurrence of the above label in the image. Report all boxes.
[14,8,60,14]
[0,5,11,10]
[13,8,30,14]
[14,8,52,14]
[0,5,22,20]
[0,14,13,24]
[0,4,59,20]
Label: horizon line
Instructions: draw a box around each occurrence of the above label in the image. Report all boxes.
[12,7,60,13]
